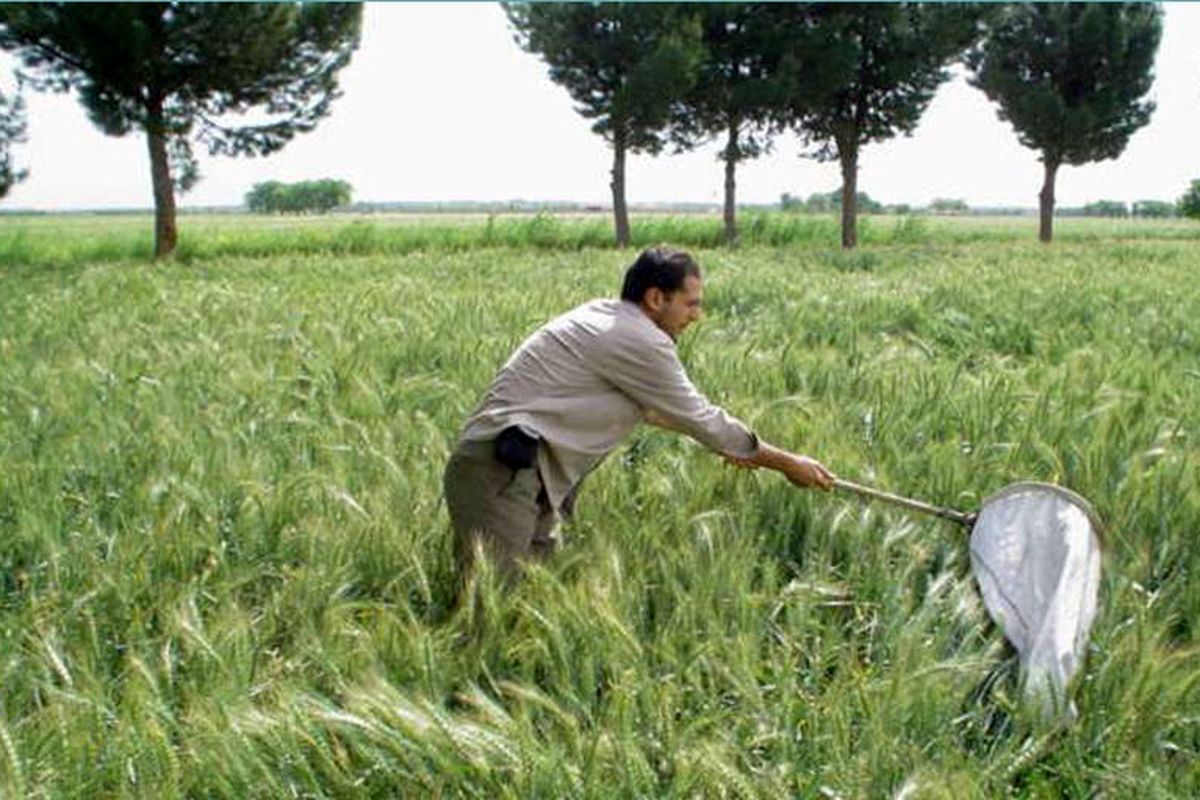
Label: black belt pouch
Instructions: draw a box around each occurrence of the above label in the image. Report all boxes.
[494,425,540,471]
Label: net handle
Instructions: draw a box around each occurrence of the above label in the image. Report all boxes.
[832,478,975,528]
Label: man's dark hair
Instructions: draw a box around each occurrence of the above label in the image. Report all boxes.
[620,248,702,303]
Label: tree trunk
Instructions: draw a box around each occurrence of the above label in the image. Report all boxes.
[722,119,738,246]
[1038,158,1059,244]
[146,111,177,259]
[838,135,858,250]
[610,136,631,248]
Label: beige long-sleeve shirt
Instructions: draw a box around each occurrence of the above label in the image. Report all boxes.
[459,298,759,511]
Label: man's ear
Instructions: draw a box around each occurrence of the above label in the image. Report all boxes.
[643,287,664,312]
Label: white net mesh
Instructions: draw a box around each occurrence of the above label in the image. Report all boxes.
[968,482,1103,719]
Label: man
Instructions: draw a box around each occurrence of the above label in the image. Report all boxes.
[444,248,834,582]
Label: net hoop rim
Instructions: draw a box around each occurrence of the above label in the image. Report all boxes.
[978,480,1106,547]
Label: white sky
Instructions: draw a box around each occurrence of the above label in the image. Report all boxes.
[2,2,1199,211]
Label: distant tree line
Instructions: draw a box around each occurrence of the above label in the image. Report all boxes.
[978,185,1197,220]
[780,190,885,215]
[1059,200,1174,219]
[245,179,353,214]
[781,193,1192,219]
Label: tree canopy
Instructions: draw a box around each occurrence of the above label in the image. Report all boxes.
[0,3,362,257]
[246,179,353,215]
[967,3,1161,242]
[504,2,703,247]
[0,88,26,198]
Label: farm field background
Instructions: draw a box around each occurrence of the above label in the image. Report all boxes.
[5,210,1200,268]
[1,214,1198,797]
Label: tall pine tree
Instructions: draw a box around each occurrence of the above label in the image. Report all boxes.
[671,4,793,245]
[967,3,1161,243]
[0,3,362,258]
[505,3,703,247]
[779,3,989,249]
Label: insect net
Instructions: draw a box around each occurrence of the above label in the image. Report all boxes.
[968,482,1103,719]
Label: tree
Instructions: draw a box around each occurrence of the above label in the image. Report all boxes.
[246,181,286,214]
[1180,180,1200,220]
[966,3,1161,243]
[779,3,989,249]
[246,179,352,214]
[671,4,790,245]
[312,179,352,213]
[504,3,703,247]
[929,198,969,215]
[0,88,26,198]
[0,3,362,258]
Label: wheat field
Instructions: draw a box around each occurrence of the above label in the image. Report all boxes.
[1,214,1197,797]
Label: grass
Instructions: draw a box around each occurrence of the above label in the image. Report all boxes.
[0,216,1198,797]
[4,210,1200,269]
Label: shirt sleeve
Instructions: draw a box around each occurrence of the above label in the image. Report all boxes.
[597,324,759,459]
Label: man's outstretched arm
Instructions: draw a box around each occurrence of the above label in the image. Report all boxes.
[643,409,833,490]
[722,442,834,490]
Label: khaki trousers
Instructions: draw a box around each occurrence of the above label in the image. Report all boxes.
[443,438,561,582]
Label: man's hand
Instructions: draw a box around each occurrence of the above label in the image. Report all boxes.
[781,454,834,490]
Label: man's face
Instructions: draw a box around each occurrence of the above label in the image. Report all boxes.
[646,275,703,341]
